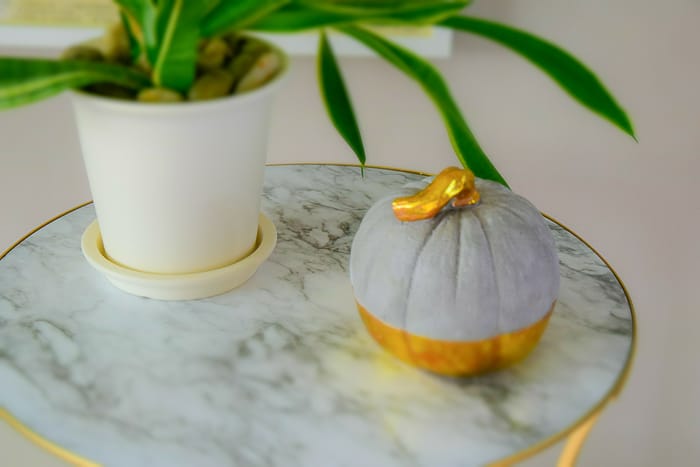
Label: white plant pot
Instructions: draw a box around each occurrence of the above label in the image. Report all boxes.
[72,65,286,298]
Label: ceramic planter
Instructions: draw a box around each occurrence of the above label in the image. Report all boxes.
[72,61,286,299]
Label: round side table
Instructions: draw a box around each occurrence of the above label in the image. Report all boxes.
[0,165,635,467]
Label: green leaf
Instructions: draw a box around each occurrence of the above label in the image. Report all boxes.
[0,58,150,109]
[250,6,348,32]
[339,26,508,186]
[201,0,291,37]
[317,31,366,165]
[252,1,469,32]
[114,0,158,63]
[152,0,215,92]
[297,0,469,17]
[120,11,142,63]
[441,16,635,139]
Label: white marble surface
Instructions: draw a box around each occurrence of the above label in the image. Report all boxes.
[0,165,633,467]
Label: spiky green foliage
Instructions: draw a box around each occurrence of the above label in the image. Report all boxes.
[0,1,635,185]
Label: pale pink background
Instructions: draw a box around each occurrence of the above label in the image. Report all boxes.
[1,1,698,465]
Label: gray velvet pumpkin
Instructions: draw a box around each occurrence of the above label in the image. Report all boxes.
[350,169,560,375]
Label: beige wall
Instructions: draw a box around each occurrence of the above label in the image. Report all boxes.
[1,0,698,465]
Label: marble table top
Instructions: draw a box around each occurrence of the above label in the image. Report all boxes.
[0,165,634,467]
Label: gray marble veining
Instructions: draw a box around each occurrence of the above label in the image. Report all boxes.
[0,165,633,467]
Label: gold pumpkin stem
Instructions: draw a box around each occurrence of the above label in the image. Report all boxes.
[392,167,480,222]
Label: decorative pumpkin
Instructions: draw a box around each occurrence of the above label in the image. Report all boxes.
[350,167,560,376]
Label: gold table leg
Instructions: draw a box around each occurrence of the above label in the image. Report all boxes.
[556,411,603,467]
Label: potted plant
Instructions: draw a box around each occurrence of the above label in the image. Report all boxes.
[0,0,634,300]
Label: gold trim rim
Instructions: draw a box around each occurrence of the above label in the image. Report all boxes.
[0,164,636,466]
[0,201,92,260]
[265,161,433,177]
[0,409,99,467]
[0,201,98,467]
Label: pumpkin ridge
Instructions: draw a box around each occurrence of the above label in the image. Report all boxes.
[494,201,560,325]
[356,205,387,297]
[497,196,543,227]
[473,208,503,332]
[402,214,442,341]
[456,212,464,308]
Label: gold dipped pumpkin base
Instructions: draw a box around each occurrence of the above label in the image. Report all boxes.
[357,302,555,376]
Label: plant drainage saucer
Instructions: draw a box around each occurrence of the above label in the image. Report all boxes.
[81,214,277,300]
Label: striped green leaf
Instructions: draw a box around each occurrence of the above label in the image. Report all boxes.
[296,0,469,17]
[441,16,635,138]
[120,11,142,62]
[114,0,158,63]
[152,0,216,92]
[0,58,150,109]
[202,0,291,37]
[339,26,508,186]
[251,6,348,31]
[251,1,469,32]
[318,31,366,165]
